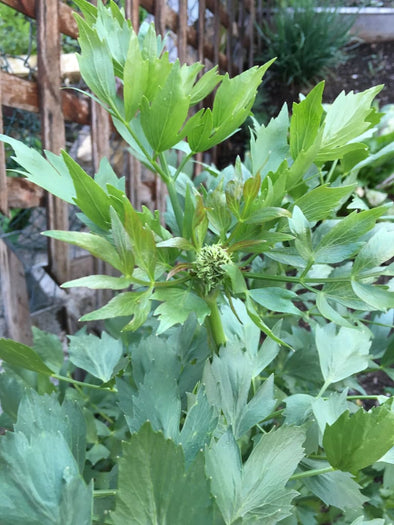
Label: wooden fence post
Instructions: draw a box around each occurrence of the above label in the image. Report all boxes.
[0,81,7,217]
[36,0,70,284]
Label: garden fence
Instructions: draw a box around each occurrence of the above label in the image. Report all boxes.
[0,0,261,343]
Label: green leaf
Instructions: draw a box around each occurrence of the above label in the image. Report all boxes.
[0,339,52,375]
[111,423,217,525]
[156,236,195,251]
[0,136,75,204]
[316,292,354,328]
[317,85,383,161]
[316,324,370,386]
[351,279,394,310]
[123,337,181,440]
[152,288,211,334]
[301,459,367,511]
[14,389,86,473]
[32,327,64,373]
[68,331,122,383]
[179,386,218,466]
[75,14,117,111]
[245,295,292,349]
[62,151,111,230]
[110,207,135,277]
[206,426,305,524]
[288,205,314,262]
[62,275,132,290]
[249,287,302,315]
[123,201,157,280]
[141,61,190,152]
[352,229,394,276]
[250,104,290,178]
[81,289,153,332]
[43,230,124,272]
[314,207,386,264]
[123,31,148,120]
[294,184,355,222]
[203,347,276,439]
[323,404,394,473]
[190,66,222,105]
[290,82,324,159]
[0,431,92,525]
[312,390,348,439]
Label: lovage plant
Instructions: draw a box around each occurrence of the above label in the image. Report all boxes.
[1,1,394,523]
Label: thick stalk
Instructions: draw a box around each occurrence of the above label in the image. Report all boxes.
[205,294,226,352]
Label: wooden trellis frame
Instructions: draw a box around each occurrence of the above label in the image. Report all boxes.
[0,0,257,341]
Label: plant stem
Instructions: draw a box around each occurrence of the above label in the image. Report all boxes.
[290,465,335,481]
[316,379,331,399]
[52,373,117,392]
[205,294,226,352]
[93,490,117,498]
[243,270,384,285]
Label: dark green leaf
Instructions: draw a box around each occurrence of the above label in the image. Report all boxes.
[0,431,92,525]
[111,423,217,525]
[0,339,52,375]
[323,404,394,473]
[14,389,86,473]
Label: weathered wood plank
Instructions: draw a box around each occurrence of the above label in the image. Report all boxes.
[7,177,45,209]
[178,0,187,64]
[36,0,69,284]
[1,72,90,124]
[1,0,78,38]
[0,238,32,345]
[0,77,8,216]
[124,0,140,30]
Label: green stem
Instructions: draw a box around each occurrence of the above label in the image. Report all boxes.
[260,408,285,423]
[316,379,331,399]
[243,270,384,285]
[205,294,226,352]
[52,373,117,392]
[167,178,184,234]
[93,490,117,498]
[290,466,335,481]
[173,151,194,182]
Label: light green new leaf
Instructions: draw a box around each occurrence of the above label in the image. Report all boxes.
[316,324,370,386]
[301,459,367,511]
[141,61,190,152]
[43,230,123,273]
[111,423,217,525]
[351,279,394,310]
[190,66,223,105]
[0,431,92,525]
[352,229,394,276]
[312,390,348,439]
[288,205,314,262]
[75,14,118,110]
[0,338,52,376]
[317,85,383,161]
[250,104,290,178]
[123,30,148,120]
[80,289,153,332]
[110,207,135,277]
[323,404,394,473]
[14,389,86,473]
[62,151,111,230]
[68,331,123,383]
[249,287,302,315]
[153,288,211,334]
[0,136,75,204]
[206,426,305,524]
[62,275,132,290]
[350,518,385,525]
[290,82,324,159]
[295,184,355,222]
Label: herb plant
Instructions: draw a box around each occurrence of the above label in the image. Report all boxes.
[1,1,394,523]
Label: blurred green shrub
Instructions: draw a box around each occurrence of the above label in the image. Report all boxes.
[257,0,355,86]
